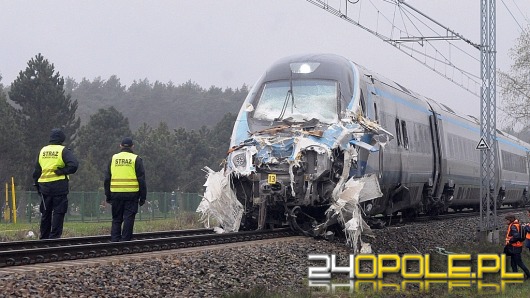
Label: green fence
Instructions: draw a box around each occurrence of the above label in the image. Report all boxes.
[1,191,203,224]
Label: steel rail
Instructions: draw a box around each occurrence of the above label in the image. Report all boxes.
[383,205,528,227]
[0,228,294,268]
[0,228,214,251]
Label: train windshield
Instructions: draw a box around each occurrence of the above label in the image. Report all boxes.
[253,79,338,123]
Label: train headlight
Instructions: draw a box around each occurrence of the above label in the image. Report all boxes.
[290,62,320,74]
[228,146,257,175]
[233,153,246,167]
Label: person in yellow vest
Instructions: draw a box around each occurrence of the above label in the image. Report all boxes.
[104,137,147,242]
[32,128,79,239]
[504,214,530,278]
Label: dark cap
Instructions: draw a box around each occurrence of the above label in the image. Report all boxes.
[121,137,133,147]
[49,128,66,144]
[505,214,516,222]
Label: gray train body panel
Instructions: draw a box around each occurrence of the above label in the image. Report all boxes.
[217,53,530,235]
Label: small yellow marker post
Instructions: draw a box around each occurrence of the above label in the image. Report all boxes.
[4,182,10,222]
[11,177,16,224]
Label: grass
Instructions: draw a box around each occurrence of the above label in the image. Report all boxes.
[0,211,203,241]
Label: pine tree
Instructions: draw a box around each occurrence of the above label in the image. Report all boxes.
[8,54,81,187]
[0,77,25,184]
[9,53,81,151]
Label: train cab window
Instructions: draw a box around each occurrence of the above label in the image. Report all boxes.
[395,118,402,146]
[374,102,379,122]
[401,120,409,150]
[252,79,339,123]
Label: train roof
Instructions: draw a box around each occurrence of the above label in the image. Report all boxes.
[355,60,483,127]
[351,57,530,151]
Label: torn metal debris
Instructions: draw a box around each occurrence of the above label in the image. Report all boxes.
[197,167,244,233]
[197,115,392,250]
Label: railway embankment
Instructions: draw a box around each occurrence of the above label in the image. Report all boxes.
[0,211,528,297]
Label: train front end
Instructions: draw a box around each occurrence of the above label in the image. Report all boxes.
[200,54,392,245]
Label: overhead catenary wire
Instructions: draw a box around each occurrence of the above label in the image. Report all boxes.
[508,0,530,26]
[500,0,524,31]
[397,4,480,64]
[306,0,526,123]
[395,4,481,79]
[306,0,481,96]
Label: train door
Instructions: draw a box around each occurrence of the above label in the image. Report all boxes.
[364,81,398,185]
[429,114,442,199]
[396,118,409,185]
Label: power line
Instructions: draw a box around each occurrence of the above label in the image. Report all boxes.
[306,0,521,123]
[500,0,523,30]
[509,0,530,24]
[306,0,481,96]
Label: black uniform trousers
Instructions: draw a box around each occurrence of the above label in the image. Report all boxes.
[111,199,139,242]
[506,245,530,277]
[510,251,530,277]
[39,194,68,239]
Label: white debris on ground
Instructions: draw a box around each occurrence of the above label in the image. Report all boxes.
[196,167,243,233]
[213,227,225,234]
[326,174,382,252]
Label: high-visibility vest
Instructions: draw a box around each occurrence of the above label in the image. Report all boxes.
[38,145,66,182]
[110,151,139,192]
[505,220,524,247]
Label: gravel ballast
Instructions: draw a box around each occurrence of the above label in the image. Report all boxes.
[0,213,521,297]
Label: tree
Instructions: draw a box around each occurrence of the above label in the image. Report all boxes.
[9,53,81,146]
[8,54,81,187]
[134,122,180,192]
[209,113,237,170]
[71,107,132,190]
[70,76,126,124]
[0,76,25,184]
[499,26,530,127]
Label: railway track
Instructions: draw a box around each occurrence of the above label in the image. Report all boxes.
[0,228,214,251]
[2,205,525,269]
[381,205,529,227]
[0,228,294,268]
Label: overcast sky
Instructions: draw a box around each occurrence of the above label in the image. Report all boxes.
[1,1,529,121]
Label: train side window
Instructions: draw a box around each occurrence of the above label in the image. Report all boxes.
[395,118,402,147]
[401,120,409,150]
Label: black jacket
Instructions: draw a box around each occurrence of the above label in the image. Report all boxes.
[104,148,147,201]
[508,221,523,245]
[32,141,79,196]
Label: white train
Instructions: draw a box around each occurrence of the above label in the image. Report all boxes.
[221,53,530,234]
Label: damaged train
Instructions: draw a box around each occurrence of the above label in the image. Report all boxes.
[198,53,530,244]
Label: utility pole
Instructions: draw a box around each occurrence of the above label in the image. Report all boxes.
[479,0,498,243]
[306,0,499,242]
